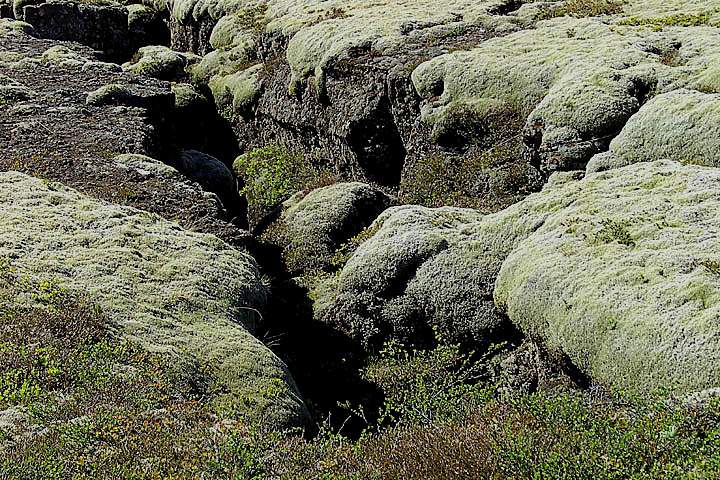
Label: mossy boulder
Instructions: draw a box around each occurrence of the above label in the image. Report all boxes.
[86,81,174,113]
[319,205,507,349]
[324,158,720,397]
[495,160,720,397]
[122,45,195,80]
[265,182,391,275]
[172,150,246,223]
[0,171,309,429]
[587,89,720,172]
[318,171,580,349]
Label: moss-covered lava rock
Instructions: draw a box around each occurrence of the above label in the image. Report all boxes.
[495,160,720,397]
[587,89,720,172]
[0,171,309,429]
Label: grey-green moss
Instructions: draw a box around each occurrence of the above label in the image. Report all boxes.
[122,45,197,80]
[319,205,503,348]
[0,171,309,429]
[587,89,720,172]
[322,158,720,397]
[411,16,720,171]
[266,182,391,275]
[173,0,521,104]
[0,18,34,36]
[495,160,720,397]
[209,63,264,117]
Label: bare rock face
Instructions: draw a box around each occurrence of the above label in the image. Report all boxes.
[13,1,168,62]
[19,2,132,61]
[0,1,12,17]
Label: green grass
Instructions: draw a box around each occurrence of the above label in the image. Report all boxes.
[400,142,535,211]
[246,338,720,479]
[596,218,635,247]
[3,262,720,478]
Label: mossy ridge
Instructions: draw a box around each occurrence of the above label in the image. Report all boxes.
[412,8,720,172]
[537,0,627,21]
[173,0,522,95]
[0,172,309,430]
[617,0,720,28]
[587,89,720,173]
[495,160,720,397]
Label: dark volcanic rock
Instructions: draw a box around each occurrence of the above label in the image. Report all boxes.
[20,2,132,61]
[16,1,169,62]
[127,4,169,49]
[0,2,11,18]
[0,21,250,244]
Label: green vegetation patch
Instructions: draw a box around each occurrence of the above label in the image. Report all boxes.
[401,141,536,212]
[202,338,720,479]
[0,262,270,478]
[595,218,635,247]
[234,145,336,226]
[619,10,719,29]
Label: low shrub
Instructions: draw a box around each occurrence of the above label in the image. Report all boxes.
[4,263,720,479]
[233,145,336,226]
[539,0,626,20]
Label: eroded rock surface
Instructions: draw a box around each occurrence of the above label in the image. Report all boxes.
[11,0,168,61]
[0,20,248,243]
[166,0,535,211]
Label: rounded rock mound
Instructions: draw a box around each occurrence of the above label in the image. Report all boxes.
[0,171,309,430]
